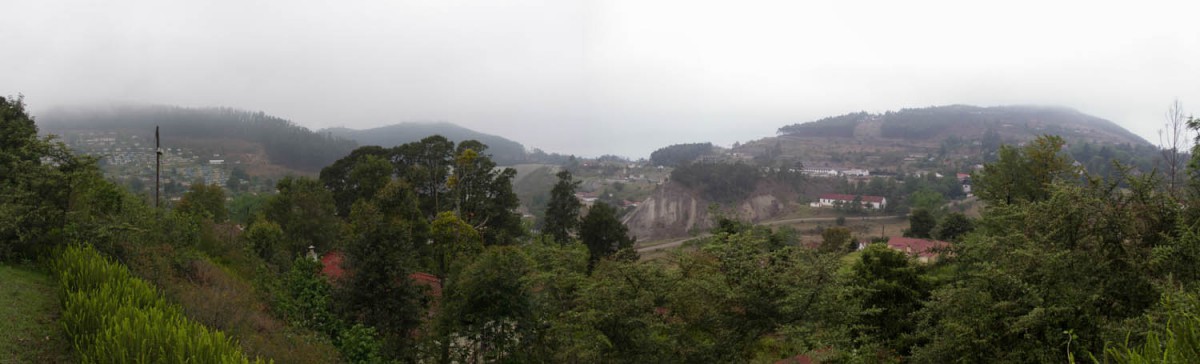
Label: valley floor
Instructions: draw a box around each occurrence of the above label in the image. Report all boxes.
[0,264,71,364]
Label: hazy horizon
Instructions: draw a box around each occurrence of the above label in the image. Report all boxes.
[4,0,1198,157]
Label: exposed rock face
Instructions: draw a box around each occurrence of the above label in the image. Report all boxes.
[623,180,792,241]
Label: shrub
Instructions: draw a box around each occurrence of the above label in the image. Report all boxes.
[53,244,269,364]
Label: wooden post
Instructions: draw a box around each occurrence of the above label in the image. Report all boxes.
[155,126,161,209]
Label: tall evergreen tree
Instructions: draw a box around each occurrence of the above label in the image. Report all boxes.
[543,170,581,244]
[341,180,428,359]
[579,202,636,269]
[448,141,523,245]
[906,208,936,239]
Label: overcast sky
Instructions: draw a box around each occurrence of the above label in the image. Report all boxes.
[4,0,1199,158]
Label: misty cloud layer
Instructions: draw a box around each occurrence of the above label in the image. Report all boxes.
[3,0,1199,157]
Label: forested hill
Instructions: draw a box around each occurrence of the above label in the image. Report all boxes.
[323,122,527,165]
[37,104,357,172]
[777,105,1150,147]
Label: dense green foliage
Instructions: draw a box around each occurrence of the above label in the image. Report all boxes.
[176,183,228,221]
[973,135,1076,205]
[262,176,342,259]
[849,244,929,357]
[649,142,714,167]
[321,137,523,245]
[39,105,358,172]
[933,212,974,242]
[1,96,103,261]
[820,226,853,252]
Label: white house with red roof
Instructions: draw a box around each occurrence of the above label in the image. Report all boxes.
[885,236,950,263]
[811,193,887,210]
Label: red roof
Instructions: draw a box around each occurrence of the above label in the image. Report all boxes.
[818,193,885,204]
[321,251,442,298]
[320,251,346,279]
[886,236,950,258]
[408,272,443,298]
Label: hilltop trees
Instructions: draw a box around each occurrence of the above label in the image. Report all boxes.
[649,142,714,167]
[543,170,582,244]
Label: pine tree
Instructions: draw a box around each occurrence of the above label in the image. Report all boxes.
[543,170,581,244]
[579,202,636,269]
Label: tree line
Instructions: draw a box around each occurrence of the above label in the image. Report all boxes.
[8,93,1200,362]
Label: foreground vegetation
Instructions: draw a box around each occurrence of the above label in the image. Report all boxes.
[6,93,1200,363]
[0,265,71,363]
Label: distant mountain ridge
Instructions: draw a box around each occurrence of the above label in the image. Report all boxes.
[322,122,528,165]
[37,104,357,172]
[777,105,1150,147]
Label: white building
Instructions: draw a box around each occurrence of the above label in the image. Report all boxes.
[810,193,887,210]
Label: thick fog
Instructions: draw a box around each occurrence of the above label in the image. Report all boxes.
[3,0,1199,157]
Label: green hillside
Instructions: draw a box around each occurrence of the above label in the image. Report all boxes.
[37,105,358,172]
[778,105,1150,146]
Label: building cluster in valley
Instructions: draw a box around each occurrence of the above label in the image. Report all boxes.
[56,131,238,196]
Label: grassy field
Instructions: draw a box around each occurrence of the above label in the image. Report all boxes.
[0,265,71,364]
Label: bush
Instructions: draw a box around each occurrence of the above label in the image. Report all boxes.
[53,244,268,364]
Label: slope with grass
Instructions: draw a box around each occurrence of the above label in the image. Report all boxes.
[0,265,71,363]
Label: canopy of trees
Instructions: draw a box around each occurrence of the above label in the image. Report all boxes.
[649,142,714,167]
[320,136,523,245]
[323,121,528,166]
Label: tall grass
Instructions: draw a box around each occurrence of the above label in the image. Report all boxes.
[1103,313,1200,364]
[52,244,269,364]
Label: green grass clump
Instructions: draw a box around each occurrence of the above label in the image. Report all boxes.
[1102,313,1200,364]
[0,264,72,363]
[52,244,269,364]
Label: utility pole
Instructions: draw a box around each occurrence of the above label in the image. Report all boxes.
[155,126,161,209]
